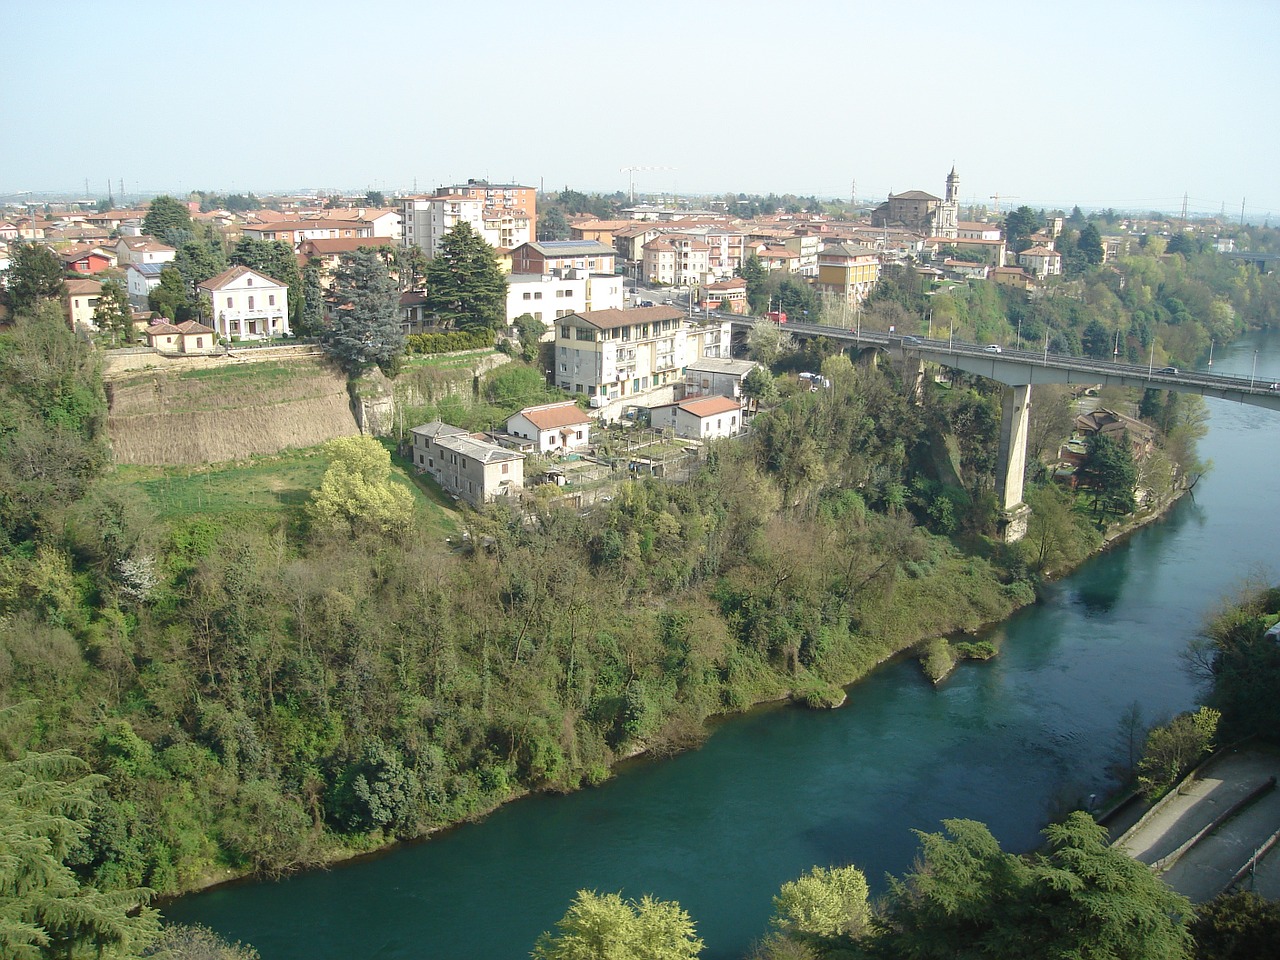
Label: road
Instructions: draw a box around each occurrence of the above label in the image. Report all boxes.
[1112,746,1280,902]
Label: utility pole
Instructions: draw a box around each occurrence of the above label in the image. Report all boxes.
[1180,191,1189,229]
[1241,197,1246,226]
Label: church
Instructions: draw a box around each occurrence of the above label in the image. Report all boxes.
[871,166,960,239]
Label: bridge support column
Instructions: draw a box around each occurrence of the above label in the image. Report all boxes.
[995,384,1032,543]
[905,356,926,402]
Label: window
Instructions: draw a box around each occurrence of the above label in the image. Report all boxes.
[502,463,509,474]
[534,291,542,300]
[269,295,275,306]
[560,324,570,339]
[248,296,255,309]
[246,277,253,286]
[227,297,233,308]
[523,292,531,300]
[196,338,203,348]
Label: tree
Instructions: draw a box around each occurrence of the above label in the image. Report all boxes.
[1004,206,1039,254]
[513,313,548,363]
[364,190,385,207]
[92,280,135,345]
[741,366,780,409]
[391,244,430,292]
[148,266,194,322]
[1021,482,1101,574]
[538,206,570,242]
[874,814,1193,960]
[771,864,869,945]
[300,260,325,337]
[735,254,769,314]
[532,890,703,960]
[307,436,413,538]
[0,750,161,960]
[143,923,260,960]
[1137,706,1220,797]
[3,240,66,314]
[142,195,193,244]
[746,318,793,367]
[173,237,225,292]
[1078,433,1137,517]
[423,222,507,333]
[1192,891,1280,960]
[1078,222,1104,265]
[319,248,403,375]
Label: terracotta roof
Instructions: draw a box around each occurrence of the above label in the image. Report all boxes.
[889,190,942,201]
[677,395,741,417]
[174,319,216,335]
[299,237,394,255]
[199,264,286,291]
[1019,246,1059,258]
[515,401,591,431]
[570,306,684,331]
[65,278,103,295]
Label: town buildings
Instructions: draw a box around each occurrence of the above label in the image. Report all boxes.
[401,181,535,259]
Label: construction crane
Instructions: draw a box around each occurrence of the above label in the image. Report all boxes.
[989,192,1020,215]
[621,166,676,204]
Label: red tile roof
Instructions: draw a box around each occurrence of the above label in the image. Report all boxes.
[678,395,741,417]
[517,401,591,431]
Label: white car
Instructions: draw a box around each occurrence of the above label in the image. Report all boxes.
[983,344,1002,354]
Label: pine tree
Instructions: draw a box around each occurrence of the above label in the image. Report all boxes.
[320,248,403,375]
[91,280,135,345]
[0,750,161,960]
[3,240,66,315]
[141,195,193,244]
[423,222,506,334]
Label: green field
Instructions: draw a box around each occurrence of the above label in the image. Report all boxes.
[108,441,460,541]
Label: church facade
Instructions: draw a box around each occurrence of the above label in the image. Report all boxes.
[872,166,960,239]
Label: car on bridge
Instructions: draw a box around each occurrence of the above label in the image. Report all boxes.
[901,335,922,345]
[1159,366,1179,375]
[983,344,1002,353]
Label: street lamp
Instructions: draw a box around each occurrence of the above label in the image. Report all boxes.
[1250,349,1258,389]
[1147,339,1155,378]
[1208,339,1214,370]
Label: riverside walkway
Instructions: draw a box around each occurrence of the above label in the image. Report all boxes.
[1112,746,1280,902]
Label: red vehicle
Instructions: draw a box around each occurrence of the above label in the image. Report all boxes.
[766,310,787,324]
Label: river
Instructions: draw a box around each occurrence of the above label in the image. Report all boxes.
[166,331,1280,960]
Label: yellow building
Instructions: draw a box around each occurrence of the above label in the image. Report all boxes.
[815,242,881,304]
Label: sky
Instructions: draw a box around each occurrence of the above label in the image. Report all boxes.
[4,0,1279,217]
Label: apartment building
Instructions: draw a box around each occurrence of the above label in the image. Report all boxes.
[815,242,881,305]
[410,421,524,508]
[510,240,616,276]
[642,234,709,286]
[401,193,532,259]
[506,272,625,326]
[554,307,731,412]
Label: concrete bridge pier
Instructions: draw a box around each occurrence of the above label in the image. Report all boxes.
[995,384,1032,543]
[904,355,927,401]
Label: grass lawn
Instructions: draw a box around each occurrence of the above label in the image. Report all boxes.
[108,443,460,541]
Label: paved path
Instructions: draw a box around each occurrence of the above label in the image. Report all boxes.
[1112,747,1280,902]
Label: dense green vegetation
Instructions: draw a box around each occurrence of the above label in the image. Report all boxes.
[542,814,1197,960]
[2,212,1276,958]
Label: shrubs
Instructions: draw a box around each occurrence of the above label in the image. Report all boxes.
[405,330,493,355]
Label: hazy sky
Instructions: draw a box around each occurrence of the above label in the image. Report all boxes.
[4,0,1279,216]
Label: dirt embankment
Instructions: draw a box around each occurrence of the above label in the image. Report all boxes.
[107,359,360,466]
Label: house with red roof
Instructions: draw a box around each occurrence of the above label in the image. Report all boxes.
[505,401,592,454]
[649,394,742,441]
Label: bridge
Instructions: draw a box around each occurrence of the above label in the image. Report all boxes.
[730,319,1280,540]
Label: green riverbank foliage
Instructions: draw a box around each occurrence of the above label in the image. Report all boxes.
[0,230,1253,906]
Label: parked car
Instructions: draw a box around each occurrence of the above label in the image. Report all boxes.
[983,344,1002,354]
[1158,366,1179,375]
